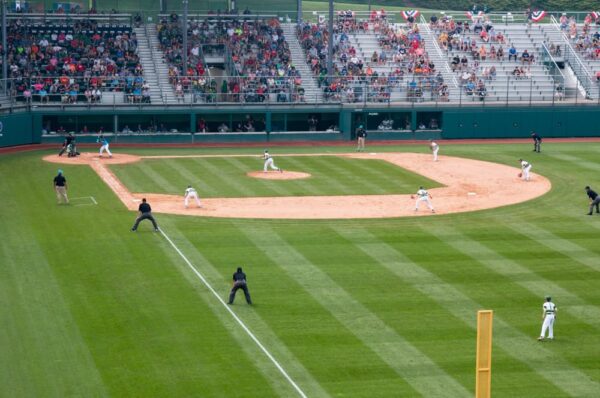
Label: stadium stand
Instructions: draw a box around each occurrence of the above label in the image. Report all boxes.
[6,13,149,105]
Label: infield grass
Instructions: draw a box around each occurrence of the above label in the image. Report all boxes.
[109,155,442,197]
[1,142,599,397]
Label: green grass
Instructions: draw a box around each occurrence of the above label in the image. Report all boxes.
[109,155,442,197]
[1,142,600,397]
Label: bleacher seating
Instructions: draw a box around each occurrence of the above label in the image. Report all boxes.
[7,15,149,104]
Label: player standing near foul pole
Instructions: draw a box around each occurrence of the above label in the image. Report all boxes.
[263,150,282,173]
[412,186,435,213]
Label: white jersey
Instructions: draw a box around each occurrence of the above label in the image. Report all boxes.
[264,152,272,160]
[417,189,429,198]
[430,142,439,151]
[543,302,556,316]
[185,187,197,196]
[521,160,531,170]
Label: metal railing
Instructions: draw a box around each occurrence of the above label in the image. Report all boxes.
[2,73,598,112]
[143,21,165,104]
[420,14,459,90]
[549,15,596,99]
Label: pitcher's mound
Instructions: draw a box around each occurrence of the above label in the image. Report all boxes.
[43,152,141,165]
[247,171,311,180]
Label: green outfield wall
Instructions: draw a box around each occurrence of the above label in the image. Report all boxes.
[3,104,597,147]
[0,113,39,147]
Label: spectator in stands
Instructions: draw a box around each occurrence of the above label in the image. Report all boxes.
[508,45,518,61]
[197,118,207,133]
[122,125,132,134]
[521,49,531,65]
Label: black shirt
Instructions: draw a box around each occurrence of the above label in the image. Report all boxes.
[532,133,541,142]
[64,135,74,145]
[587,189,598,200]
[54,174,66,187]
[233,271,247,283]
[139,202,152,213]
[356,128,367,138]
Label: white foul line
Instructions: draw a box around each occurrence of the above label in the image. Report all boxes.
[157,228,308,398]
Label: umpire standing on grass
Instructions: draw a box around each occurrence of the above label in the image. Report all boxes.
[53,169,69,204]
[585,186,600,215]
[228,267,252,305]
[531,131,542,153]
[131,198,159,231]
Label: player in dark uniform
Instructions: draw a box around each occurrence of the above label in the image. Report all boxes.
[531,131,542,153]
[356,125,367,152]
[585,186,600,215]
[131,198,159,231]
[228,267,252,305]
[58,133,75,157]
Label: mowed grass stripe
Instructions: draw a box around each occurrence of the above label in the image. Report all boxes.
[0,238,108,397]
[238,224,470,398]
[222,157,288,196]
[191,157,250,197]
[153,220,329,398]
[334,225,599,397]
[429,226,600,330]
[161,159,216,195]
[139,160,181,193]
[304,157,355,194]
[546,153,600,172]
[508,223,600,272]
[323,157,384,193]
[172,220,412,397]
[274,157,322,195]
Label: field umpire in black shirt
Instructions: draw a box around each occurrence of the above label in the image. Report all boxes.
[131,198,159,231]
[585,186,600,215]
[228,267,252,305]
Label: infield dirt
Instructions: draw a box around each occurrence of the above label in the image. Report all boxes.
[44,152,551,219]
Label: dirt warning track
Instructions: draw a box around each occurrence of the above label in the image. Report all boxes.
[43,152,551,219]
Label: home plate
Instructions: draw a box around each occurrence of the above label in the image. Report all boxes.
[467,192,477,196]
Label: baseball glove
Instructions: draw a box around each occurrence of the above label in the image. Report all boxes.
[518,173,522,178]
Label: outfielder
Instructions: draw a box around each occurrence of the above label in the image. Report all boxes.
[98,135,112,158]
[184,185,202,208]
[519,158,532,181]
[263,150,282,172]
[430,140,439,161]
[538,296,557,341]
[412,186,435,213]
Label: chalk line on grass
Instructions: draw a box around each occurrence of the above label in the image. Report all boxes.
[157,228,308,398]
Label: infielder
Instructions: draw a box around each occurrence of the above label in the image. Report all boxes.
[412,186,435,213]
[98,135,112,158]
[263,150,282,172]
[538,296,557,341]
[430,139,439,161]
[184,185,202,208]
[519,158,532,181]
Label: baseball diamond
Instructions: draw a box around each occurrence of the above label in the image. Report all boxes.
[2,2,600,397]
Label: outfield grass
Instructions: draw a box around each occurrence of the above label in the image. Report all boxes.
[109,155,442,197]
[1,143,599,397]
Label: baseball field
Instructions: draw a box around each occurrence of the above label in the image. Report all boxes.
[1,141,599,397]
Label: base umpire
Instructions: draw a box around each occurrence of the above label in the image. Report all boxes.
[228,267,252,305]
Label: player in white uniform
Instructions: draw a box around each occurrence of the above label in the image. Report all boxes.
[430,140,439,161]
[519,158,532,181]
[184,185,202,208]
[98,135,112,158]
[412,186,435,212]
[263,150,282,172]
[538,296,557,341]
